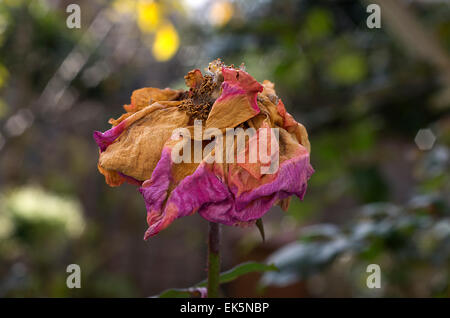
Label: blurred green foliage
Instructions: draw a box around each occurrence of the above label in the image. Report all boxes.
[263,194,450,297]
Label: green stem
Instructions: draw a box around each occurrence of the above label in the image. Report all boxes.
[207,222,221,298]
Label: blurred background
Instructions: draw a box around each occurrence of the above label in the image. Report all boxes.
[0,0,449,297]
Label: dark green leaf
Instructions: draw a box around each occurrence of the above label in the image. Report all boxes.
[155,262,277,298]
[256,218,265,242]
[197,261,278,287]
[155,287,206,298]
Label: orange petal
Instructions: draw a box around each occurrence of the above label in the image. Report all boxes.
[184,69,204,89]
[97,163,125,187]
[125,87,182,113]
[277,99,310,152]
[205,67,263,130]
[98,104,190,181]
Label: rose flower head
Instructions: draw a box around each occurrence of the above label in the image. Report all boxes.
[94,59,314,239]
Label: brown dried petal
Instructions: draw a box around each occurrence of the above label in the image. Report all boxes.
[99,105,189,181]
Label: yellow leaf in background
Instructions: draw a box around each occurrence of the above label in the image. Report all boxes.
[138,0,161,33]
[112,0,137,15]
[209,0,234,27]
[2,0,24,8]
[152,22,179,61]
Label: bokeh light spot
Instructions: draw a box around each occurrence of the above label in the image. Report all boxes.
[415,128,436,151]
[138,0,161,33]
[209,1,234,27]
[152,22,179,61]
[112,0,137,15]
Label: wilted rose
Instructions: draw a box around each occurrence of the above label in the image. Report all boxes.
[94,59,313,239]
